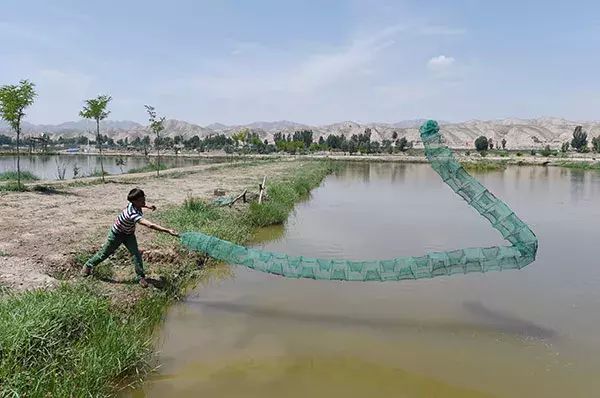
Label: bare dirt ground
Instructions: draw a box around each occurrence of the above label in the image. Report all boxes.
[0,160,301,291]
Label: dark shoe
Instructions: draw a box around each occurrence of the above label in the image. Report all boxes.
[81,265,92,277]
[139,277,149,288]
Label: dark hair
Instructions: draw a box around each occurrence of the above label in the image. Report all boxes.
[127,188,145,202]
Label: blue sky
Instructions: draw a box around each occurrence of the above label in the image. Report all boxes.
[2,0,599,125]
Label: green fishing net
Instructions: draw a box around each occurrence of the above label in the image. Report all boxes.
[180,120,538,281]
[211,196,236,207]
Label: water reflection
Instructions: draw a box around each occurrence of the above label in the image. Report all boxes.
[569,170,586,203]
[0,154,221,180]
[185,299,556,339]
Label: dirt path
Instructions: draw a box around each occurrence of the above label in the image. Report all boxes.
[0,160,300,291]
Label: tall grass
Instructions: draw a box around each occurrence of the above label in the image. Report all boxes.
[247,162,335,226]
[0,284,157,397]
[0,171,39,181]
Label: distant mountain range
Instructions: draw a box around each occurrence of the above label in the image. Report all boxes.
[1,117,599,149]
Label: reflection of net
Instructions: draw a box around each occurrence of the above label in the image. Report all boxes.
[181,120,538,281]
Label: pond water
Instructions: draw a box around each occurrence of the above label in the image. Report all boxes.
[0,154,221,180]
[126,163,600,398]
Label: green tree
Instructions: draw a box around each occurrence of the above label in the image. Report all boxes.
[396,137,408,152]
[80,95,112,182]
[293,130,313,147]
[474,136,489,152]
[347,140,357,154]
[381,139,393,154]
[501,138,507,150]
[561,141,570,153]
[0,80,36,189]
[592,136,600,153]
[326,134,340,149]
[186,135,200,149]
[540,145,552,157]
[570,126,588,152]
[231,128,248,147]
[145,105,166,177]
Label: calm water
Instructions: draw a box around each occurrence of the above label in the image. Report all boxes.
[126,163,600,398]
[0,154,219,180]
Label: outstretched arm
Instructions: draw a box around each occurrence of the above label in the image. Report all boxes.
[139,219,179,237]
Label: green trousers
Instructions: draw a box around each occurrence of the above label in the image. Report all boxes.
[85,229,145,278]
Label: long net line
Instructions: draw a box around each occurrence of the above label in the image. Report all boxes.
[180,120,538,281]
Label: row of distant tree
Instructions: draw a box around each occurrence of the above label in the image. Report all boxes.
[0,126,415,156]
[3,79,599,189]
[473,126,600,153]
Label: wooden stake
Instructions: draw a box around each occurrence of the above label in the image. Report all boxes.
[258,176,267,204]
[228,189,248,207]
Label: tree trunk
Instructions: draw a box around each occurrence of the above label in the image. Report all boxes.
[156,133,160,177]
[97,119,105,183]
[16,124,21,189]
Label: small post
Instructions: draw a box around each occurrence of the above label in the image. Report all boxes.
[228,189,248,207]
[258,175,267,204]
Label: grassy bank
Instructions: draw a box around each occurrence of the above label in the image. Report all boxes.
[0,161,334,397]
[461,161,507,171]
[558,161,600,170]
[127,162,169,174]
[0,171,39,181]
[160,161,336,243]
[0,284,161,397]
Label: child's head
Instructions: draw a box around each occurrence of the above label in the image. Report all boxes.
[127,188,146,207]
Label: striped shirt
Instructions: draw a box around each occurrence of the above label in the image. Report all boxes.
[112,203,143,235]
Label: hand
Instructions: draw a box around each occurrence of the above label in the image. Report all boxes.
[148,205,157,211]
[168,229,179,237]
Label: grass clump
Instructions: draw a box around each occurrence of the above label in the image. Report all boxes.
[461,161,507,172]
[162,196,252,244]
[0,171,39,181]
[558,161,600,170]
[0,284,156,397]
[127,162,169,174]
[0,181,27,192]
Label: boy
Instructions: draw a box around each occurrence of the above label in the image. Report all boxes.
[82,188,179,288]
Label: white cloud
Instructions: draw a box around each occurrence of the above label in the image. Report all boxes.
[427,55,455,72]
[286,25,403,93]
[164,24,405,99]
